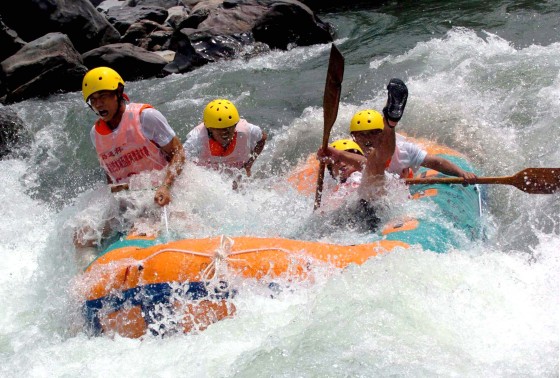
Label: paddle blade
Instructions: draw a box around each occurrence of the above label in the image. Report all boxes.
[321,44,345,148]
[510,168,560,194]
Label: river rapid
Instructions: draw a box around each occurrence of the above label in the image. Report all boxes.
[1,1,558,376]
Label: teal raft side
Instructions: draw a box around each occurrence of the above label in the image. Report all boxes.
[96,234,162,259]
[382,153,483,253]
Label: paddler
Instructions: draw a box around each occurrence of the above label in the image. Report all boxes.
[315,129,395,232]
[183,99,267,189]
[350,78,477,181]
[314,78,477,232]
[74,66,185,250]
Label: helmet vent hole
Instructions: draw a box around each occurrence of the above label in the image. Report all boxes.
[218,118,222,122]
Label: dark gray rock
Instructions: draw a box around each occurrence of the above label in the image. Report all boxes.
[165,5,191,30]
[105,5,169,35]
[162,30,209,74]
[0,107,32,159]
[82,43,168,81]
[184,0,265,37]
[0,0,121,53]
[0,19,26,62]
[191,33,254,62]
[121,19,174,50]
[176,7,209,30]
[1,33,87,104]
[253,0,332,49]
[144,29,176,51]
[96,0,127,12]
[126,0,182,8]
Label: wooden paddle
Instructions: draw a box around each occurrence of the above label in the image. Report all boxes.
[314,44,345,210]
[405,168,560,194]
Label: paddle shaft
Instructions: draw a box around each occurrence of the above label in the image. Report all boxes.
[314,44,345,210]
[406,168,560,194]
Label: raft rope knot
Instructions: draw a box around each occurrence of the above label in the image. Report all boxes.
[201,235,235,283]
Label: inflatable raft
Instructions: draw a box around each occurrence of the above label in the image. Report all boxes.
[76,137,483,338]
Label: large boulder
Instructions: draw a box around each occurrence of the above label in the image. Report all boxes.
[82,43,168,81]
[121,19,174,50]
[253,0,332,49]
[104,5,169,35]
[0,0,121,53]
[178,0,331,59]
[182,0,267,38]
[1,33,87,104]
[180,0,332,48]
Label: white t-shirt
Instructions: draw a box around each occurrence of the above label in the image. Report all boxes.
[90,106,176,147]
[183,120,263,161]
[386,134,427,175]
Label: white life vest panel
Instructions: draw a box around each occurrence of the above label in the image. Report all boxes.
[93,103,168,184]
[196,119,253,169]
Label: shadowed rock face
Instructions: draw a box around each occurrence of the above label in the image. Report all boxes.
[253,1,332,50]
[0,0,337,105]
[1,33,88,104]
[0,107,32,159]
[0,0,121,54]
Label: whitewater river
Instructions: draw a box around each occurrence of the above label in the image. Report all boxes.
[1,1,558,376]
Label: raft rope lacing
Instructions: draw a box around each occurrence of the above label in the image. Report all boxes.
[135,235,293,283]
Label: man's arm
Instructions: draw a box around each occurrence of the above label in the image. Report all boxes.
[317,146,367,172]
[244,131,268,176]
[154,136,186,206]
[422,154,477,182]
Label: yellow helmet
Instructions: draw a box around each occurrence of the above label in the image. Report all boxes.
[349,109,384,132]
[82,67,124,102]
[329,139,364,155]
[203,99,240,129]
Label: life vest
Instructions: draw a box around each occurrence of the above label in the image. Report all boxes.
[93,103,168,184]
[385,157,413,178]
[195,119,253,170]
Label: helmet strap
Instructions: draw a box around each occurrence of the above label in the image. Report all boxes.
[86,102,96,114]
[116,85,128,106]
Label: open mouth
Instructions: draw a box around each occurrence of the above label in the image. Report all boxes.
[98,110,109,117]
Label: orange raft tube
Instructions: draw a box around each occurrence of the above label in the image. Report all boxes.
[78,235,409,338]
